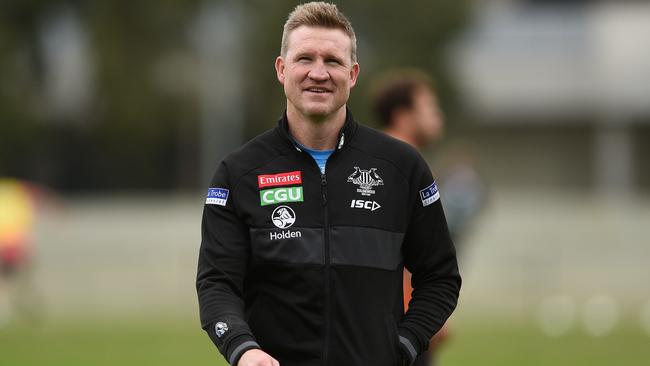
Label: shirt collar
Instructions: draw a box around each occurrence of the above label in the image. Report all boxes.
[276,107,358,152]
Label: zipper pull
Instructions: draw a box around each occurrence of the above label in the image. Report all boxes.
[321,173,327,205]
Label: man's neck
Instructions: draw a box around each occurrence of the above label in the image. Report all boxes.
[286,105,347,151]
[383,126,421,151]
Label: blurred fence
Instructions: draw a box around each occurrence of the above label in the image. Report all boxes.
[31,189,650,337]
[33,195,201,319]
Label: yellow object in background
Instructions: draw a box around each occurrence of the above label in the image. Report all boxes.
[0,178,35,248]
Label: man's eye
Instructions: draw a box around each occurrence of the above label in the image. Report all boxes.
[297,57,311,62]
[326,59,341,65]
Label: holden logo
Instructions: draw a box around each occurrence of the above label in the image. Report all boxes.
[347,167,384,196]
[271,205,296,229]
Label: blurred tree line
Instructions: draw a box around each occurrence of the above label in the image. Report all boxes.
[0,0,470,192]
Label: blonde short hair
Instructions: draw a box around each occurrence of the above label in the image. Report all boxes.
[281,2,357,63]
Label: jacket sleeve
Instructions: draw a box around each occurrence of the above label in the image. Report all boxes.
[398,157,462,365]
[196,161,260,366]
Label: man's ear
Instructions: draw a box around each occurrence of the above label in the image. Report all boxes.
[349,62,360,88]
[275,56,285,85]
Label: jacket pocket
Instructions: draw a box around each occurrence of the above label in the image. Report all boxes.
[249,227,324,264]
[386,316,402,366]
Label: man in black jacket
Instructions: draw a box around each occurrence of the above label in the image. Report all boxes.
[196,3,461,366]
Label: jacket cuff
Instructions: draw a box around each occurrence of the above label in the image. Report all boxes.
[225,334,261,366]
[398,328,420,366]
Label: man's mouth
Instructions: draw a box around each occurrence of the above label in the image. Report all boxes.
[304,87,332,94]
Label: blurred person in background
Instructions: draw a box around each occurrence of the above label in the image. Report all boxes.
[196,3,460,366]
[374,70,444,154]
[0,178,37,327]
[373,69,486,365]
[373,70,486,246]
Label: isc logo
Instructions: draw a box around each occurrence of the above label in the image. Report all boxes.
[350,199,381,211]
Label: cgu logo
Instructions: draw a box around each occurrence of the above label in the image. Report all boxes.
[260,187,303,206]
[350,199,381,212]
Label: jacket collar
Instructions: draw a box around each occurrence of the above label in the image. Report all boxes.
[276,107,358,152]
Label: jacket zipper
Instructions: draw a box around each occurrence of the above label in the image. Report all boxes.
[295,134,343,366]
[320,171,330,366]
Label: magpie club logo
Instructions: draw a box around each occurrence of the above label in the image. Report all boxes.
[347,167,384,196]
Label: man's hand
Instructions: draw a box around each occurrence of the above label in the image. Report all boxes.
[431,320,451,348]
[237,349,280,366]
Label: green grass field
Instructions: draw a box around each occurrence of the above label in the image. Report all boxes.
[1,317,648,366]
[439,319,650,366]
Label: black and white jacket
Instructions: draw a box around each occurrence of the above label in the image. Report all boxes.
[196,109,461,366]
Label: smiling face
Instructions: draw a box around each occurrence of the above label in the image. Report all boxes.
[275,26,360,122]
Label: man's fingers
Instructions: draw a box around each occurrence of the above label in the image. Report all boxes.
[259,359,277,366]
[237,349,278,366]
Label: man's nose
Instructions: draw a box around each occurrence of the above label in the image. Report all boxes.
[308,61,329,81]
